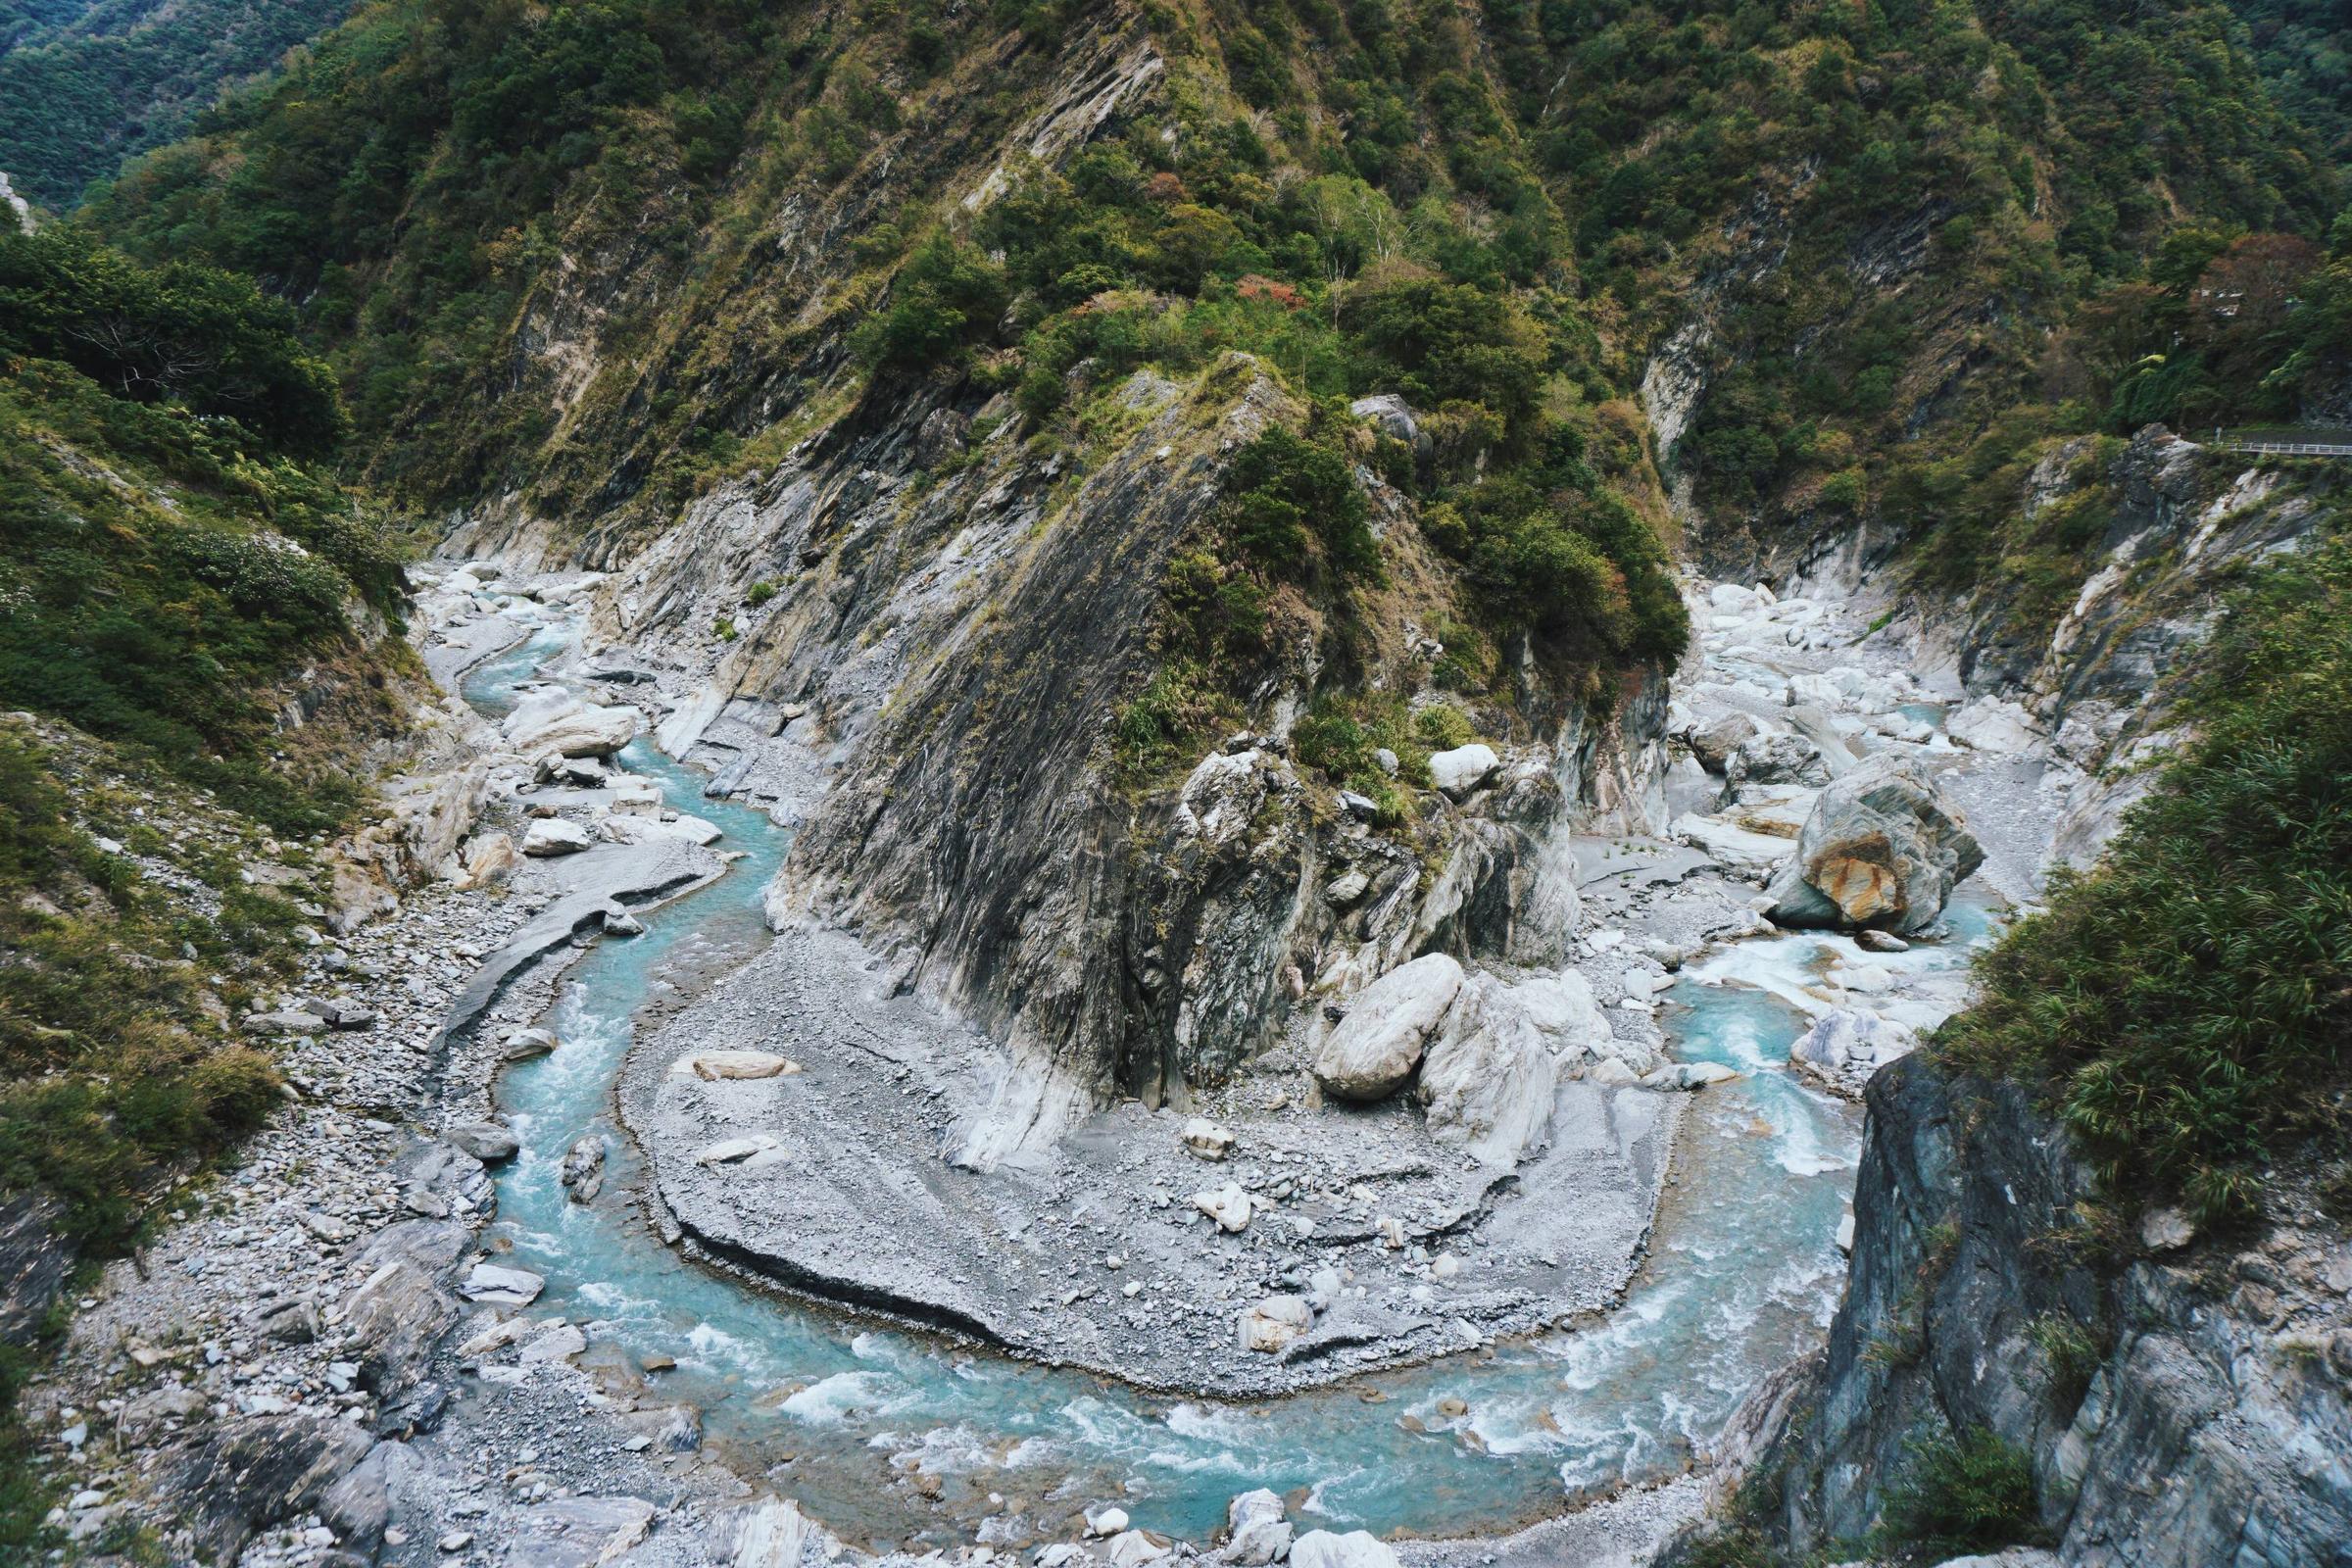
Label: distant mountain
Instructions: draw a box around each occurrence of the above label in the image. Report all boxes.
[0,0,356,209]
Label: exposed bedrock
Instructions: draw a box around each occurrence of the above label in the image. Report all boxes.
[531,351,1666,1169]
[1707,1057,2352,1566]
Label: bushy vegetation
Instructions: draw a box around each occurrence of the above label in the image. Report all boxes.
[0,236,409,832]
[1938,524,2352,1226]
[1878,1429,2044,1559]
[0,223,347,454]
[1554,0,2343,546]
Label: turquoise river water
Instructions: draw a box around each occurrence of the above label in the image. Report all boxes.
[460,624,1994,1550]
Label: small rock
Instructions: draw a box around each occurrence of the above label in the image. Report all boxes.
[1181,1117,1237,1161]
[1193,1183,1254,1234]
[2142,1206,2196,1253]
[1240,1296,1313,1352]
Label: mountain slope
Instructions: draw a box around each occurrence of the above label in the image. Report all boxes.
[0,0,357,209]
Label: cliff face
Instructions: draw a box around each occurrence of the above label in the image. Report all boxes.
[495,346,1659,1163]
[1729,1056,2352,1565]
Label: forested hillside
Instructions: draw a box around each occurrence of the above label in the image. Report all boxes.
[72,0,2350,585]
[0,0,357,210]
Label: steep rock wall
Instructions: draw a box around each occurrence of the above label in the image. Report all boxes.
[1719,1057,2352,1566]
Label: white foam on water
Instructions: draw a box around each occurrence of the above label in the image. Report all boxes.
[1299,1466,1372,1518]
[1162,1403,1253,1444]
[782,1369,903,1423]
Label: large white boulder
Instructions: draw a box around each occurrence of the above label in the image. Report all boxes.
[1291,1531,1401,1568]
[1312,954,1464,1100]
[1427,743,1500,801]
[505,691,639,759]
[1417,973,1559,1167]
[1945,696,2040,753]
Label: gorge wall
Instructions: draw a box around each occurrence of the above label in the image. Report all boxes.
[1710,1055,2352,1566]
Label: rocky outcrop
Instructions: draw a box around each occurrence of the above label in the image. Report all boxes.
[1715,1056,2352,1565]
[153,1414,375,1564]
[1764,755,1984,933]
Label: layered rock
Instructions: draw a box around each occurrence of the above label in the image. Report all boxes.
[1713,1056,2352,1565]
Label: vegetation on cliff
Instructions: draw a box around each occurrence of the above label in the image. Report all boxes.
[1940,521,2352,1225]
[0,0,358,210]
[0,222,411,1295]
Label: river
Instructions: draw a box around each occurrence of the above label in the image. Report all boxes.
[460,619,1994,1551]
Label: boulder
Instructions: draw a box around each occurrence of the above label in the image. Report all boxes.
[0,1194,71,1344]
[698,1134,787,1170]
[1944,697,2039,754]
[1291,1530,1401,1568]
[1726,731,1831,787]
[154,1416,373,1565]
[1238,1295,1314,1352]
[708,1498,835,1568]
[1689,711,1759,773]
[1312,954,1464,1100]
[1417,973,1558,1167]
[1193,1183,1255,1233]
[561,1137,605,1202]
[1103,1531,1172,1568]
[513,1494,656,1568]
[458,1263,545,1307]
[1427,744,1500,801]
[1641,1060,1741,1091]
[1788,1010,1919,1097]
[672,1050,801,1081]
[1220,1490,1292,1566]
[1181,1117,1237,1160]
[522,817,593,857]
[341,1221,470,1392]
[503,692,639,760]
[1349,393,1425,451]
[1502,969,1610,1054]
[1765,754,1984,934]
[319,1442,398,1555]
[503,1027,560,1061]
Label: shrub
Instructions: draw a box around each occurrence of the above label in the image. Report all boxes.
[1879,1429,2043,1558]
[1342,275,1548,438]
[851,233,1008,373]
[1413,703,1474,749]
[1218,420,1378,583]
[1937,527,2352,1224]
[2028,1312,2105,1407]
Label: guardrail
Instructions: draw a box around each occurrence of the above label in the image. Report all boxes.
[2210,440,2352,457]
